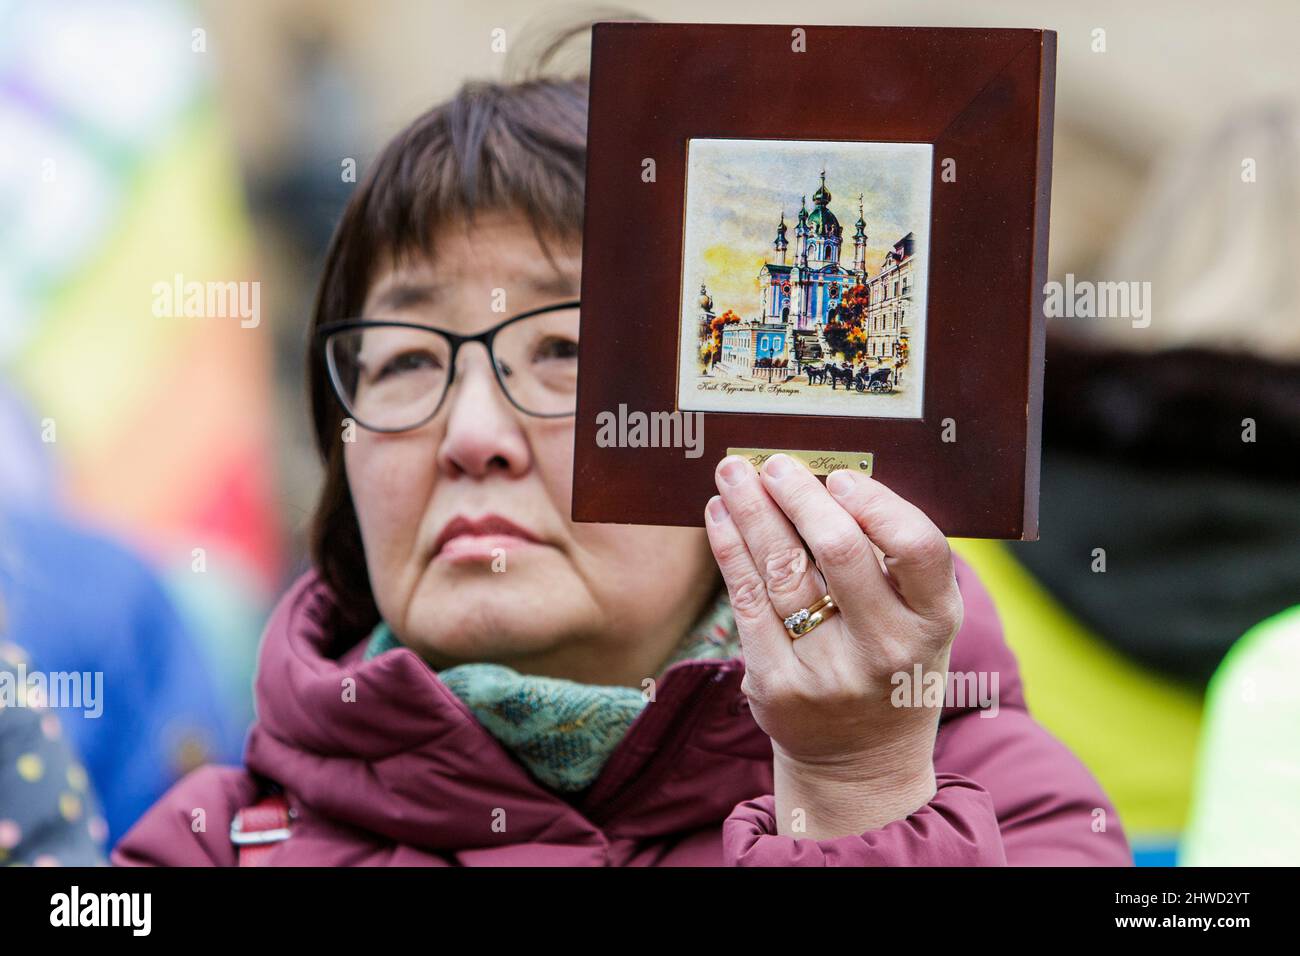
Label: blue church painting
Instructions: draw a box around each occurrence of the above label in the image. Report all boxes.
[678,137,932,420]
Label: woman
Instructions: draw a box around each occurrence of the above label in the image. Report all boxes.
[113,73,1130,867]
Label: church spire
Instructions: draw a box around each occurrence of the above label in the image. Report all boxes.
[852,193,867,275]
[794,197,809,266]
[812,169,831,207]
[697,282,713,313]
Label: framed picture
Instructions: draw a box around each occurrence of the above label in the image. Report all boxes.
[574,22,1057,538]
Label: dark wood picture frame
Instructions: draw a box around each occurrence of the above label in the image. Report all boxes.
[574,22,1057,538]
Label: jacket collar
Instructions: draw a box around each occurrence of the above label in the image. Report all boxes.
[244,572,773,852]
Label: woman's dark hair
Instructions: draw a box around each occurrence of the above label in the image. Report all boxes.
[305,19,612,633]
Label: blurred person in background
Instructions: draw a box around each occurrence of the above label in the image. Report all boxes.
[1021,101,1300,688]
[952,101,1300,864]
[1,603,105,866]
[1129,103,1300,866]
[1182,603,1300,865]
[113,40,1130,866]
[0,382,246,845]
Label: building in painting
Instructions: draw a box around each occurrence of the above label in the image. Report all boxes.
[707,171,913,382]
[756,170,868,332]
[716,320,789,380]
[864,232,916,364]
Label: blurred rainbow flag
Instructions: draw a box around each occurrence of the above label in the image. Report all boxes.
[0,0,281,722]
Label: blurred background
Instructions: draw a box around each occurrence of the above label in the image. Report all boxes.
[1,0,1296,864]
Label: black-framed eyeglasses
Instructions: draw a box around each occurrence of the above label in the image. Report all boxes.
[316,300,580,433]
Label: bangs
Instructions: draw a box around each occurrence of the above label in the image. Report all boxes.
[342,78,588,310]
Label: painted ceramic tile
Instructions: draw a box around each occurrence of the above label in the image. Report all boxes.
[678,138,932,418]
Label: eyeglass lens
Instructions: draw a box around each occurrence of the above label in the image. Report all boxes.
[326,305,580,429]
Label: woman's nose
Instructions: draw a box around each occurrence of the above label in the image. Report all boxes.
[435,348,531,479]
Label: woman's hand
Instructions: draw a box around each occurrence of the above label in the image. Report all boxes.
[705,453,963,840]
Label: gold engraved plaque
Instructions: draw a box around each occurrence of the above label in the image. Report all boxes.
[728,448,874,477]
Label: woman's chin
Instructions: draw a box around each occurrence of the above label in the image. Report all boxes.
[400,618,579,668]
[395,562,595,664]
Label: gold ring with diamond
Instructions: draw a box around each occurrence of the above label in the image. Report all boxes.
[783,595,836,639]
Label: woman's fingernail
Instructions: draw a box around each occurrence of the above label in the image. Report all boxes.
[827,470,856,496]
[707,495,730,523]
[763,453,793,479]
[718,456,749,486]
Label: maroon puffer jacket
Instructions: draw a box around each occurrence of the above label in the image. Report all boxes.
[113,560,1131,866]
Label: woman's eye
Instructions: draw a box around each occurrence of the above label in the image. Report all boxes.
[373,350,440,380]
[533,336,579,361]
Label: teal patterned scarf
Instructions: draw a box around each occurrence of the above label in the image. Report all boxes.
[364,591,739,792]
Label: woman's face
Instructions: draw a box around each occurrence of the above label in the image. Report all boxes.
[344,210,719,686]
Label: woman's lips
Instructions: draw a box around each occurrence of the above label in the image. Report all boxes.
[435,533,543,563]
[430,514,546,563]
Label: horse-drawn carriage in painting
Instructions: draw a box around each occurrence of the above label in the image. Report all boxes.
[855,366,893,392]
[805,362,895,393]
